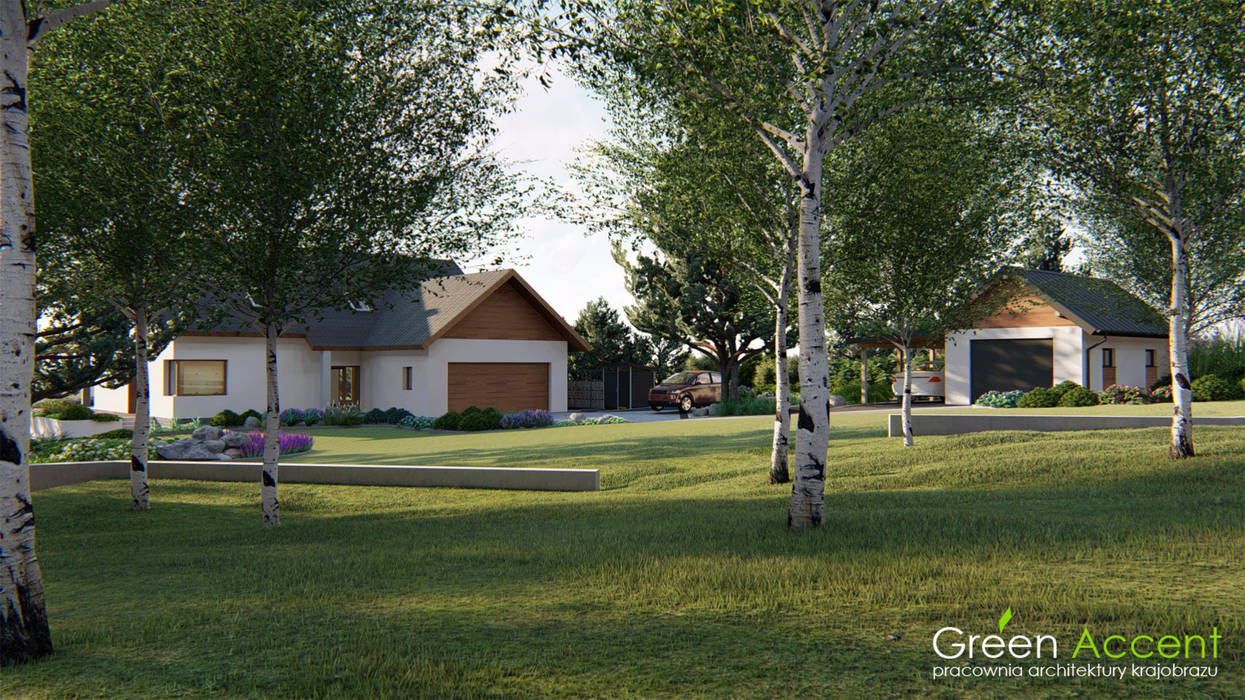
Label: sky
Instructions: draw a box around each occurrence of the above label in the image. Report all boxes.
[483,68,631,324]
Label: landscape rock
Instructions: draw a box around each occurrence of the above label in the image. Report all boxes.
[192,425,221,441]
[223,448,242,458]
[201,439,225,454]
[691,407,710,417]
[829,394,847,407]
[568,413,586,423]
[243,416,262,429]
[221,432,249,448]
[217,454,232,461]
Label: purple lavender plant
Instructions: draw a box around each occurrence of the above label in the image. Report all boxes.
[238,430,314,457]
[500,409,554,429]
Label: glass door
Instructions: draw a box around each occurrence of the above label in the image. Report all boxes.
[331,365,360,406]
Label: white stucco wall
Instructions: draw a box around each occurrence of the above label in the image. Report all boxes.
[944,326,1084,405]
[1085,335,1168,391]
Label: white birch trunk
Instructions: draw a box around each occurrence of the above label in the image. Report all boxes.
[130,308,150,510]
[261,322,280,525]
[901,344,914,447]
[1167,226,1195,458]
[768,264,792,484]
[787,137,830,528]
[0,0,52,662]
[859,347,869,404]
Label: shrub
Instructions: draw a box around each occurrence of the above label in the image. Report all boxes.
[233,430,315,458]
[323,405,364,426]
[210,409,244,427]
[1191,374,1236,402]
[714,395,776,416]
[56,403,94,421]
[1240,377,1245,398]
[399,415,434,430]
[1058,385,1100,407]
[1149,385,1173,403]
[97,428,134,439]
[432,411,461,430]
[363,408,388,424]
[1051,380,1080,397]
[384,407,411,424]
[89,412,121,422]
[1149,373,1173,391]
[500,409,554,429]
[279,408,305,426]
[1099,385,1150,405]
[975,390,1024,408]
[240,409,264,423]
[458,406,502,431]
[34,398,80,416]
[1016,387,1060,408]
[833,380,894,404]
[302,408,324,426]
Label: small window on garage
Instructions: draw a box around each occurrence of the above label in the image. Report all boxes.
[403,366,412,390]
[1145,349,1155,367]
[1102,348,1115,368]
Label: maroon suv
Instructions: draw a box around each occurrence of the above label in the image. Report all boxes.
[647,370,722,412]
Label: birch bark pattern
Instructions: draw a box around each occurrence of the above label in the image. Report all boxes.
[768,265,791,484]
[130,309,150,510]
[900,345,914,447]
[859,348,868,404]
[788,141,829,528]
[1167,229,1194,458]
[0,0,52,663]
[262,322,280,525]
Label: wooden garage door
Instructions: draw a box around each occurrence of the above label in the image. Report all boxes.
[447,362,550,413]
[970,339,1054,402]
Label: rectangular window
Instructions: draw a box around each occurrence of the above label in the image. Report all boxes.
[165,360,227,396]
[1145,349,1155,367]
[403,366,412,391]
[1102,348,1115,368]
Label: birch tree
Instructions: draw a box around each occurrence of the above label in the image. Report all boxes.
[34,0,206,511]
[825,103,1023,445]
[0,0,124,667]
[555,0,999,525]
[1028,0,1245,457]
[190,0,527,526]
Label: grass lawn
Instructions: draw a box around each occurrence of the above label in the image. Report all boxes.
[924,399,1245,417]
[8,414,1244,697]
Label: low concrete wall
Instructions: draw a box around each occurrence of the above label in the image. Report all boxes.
[887,413,1245,437]
[30,461,599,492]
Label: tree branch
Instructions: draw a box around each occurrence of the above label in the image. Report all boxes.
[28,0,121,47]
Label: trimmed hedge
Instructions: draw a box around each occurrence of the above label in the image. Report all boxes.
[1058,386,1100,407]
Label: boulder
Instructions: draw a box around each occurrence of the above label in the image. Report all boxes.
[192,425,221,441]
[156,441,218,461]
[201,439,226,454]
[829,394,848,408]
[221,432,249,448]
[217,453,232,461]
[223,448,242,458]
[568,413,586,423]
[243,416,262,429]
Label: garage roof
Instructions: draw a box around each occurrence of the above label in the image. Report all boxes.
[1004,268,1168,338]
[191,267,590,351]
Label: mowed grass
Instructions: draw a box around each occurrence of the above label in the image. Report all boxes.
[7,414,1245,698]
[925,399,1245,417]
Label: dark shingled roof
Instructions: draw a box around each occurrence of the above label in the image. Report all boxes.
[192,265,590,351]
[1003,267,1168,338]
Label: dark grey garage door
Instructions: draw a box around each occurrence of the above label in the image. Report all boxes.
[970,339,1054,402]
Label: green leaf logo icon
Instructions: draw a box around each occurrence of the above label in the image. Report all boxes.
[998,607,1013,634]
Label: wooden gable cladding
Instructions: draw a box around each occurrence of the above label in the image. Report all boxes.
[442,279,567,342]
[973,281,1079,329]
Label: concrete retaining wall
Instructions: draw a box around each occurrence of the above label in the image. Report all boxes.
[888,413,1245,437]
[30,461,599,492]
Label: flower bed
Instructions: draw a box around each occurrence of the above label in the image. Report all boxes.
[232,431,315,458]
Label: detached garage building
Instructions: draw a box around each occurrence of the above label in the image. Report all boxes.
[945,268,1169,405]
[93,266,590,420]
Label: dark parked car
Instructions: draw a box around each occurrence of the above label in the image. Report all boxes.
[648,370,722,412]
